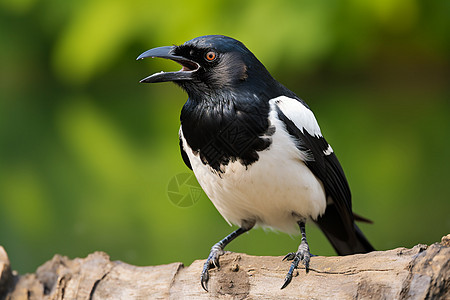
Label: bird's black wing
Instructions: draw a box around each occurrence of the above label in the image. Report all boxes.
[274,97,373,254]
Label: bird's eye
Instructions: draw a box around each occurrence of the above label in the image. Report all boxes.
[205,51,217,62]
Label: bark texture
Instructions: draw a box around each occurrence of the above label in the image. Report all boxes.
[1,235,449,299]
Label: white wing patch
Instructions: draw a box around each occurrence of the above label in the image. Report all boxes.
[323,144,333,156]
[270,96,322,138]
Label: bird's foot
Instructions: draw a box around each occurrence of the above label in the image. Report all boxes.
[200,243,225,291]
[281,239,310,289]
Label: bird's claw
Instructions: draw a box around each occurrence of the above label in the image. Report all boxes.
[200,244,224,291]
[281,273,293,289]
[281,241,311,289]
[200,270,209,291]
[282,252,296,261]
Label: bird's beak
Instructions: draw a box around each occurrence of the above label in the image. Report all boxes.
[137,46,199,83]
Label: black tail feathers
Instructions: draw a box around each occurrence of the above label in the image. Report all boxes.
[315,205,375,255]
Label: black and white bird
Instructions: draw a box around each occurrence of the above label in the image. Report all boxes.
[137,35,374,290]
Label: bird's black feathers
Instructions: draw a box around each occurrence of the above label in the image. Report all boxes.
[179,136,192,170]
[180,90,275,172]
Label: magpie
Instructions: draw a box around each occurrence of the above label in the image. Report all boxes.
[137,35,374,290]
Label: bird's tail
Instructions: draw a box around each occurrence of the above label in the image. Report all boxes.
[314,205,375,255]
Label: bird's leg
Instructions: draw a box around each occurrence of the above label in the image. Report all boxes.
[201,222,254,291]
[281,221,310,289]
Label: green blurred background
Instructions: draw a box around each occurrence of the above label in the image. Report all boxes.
[1,0,449,274]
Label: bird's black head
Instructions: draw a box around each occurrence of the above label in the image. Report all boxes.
[137,35,275,98]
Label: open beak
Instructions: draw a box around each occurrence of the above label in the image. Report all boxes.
[137,46,199,83]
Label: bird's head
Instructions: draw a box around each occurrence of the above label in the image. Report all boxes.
[137,35,274,98]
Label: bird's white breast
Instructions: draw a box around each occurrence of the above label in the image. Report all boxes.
[180,97,327,234]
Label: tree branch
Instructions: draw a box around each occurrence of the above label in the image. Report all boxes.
[1,235,449,299]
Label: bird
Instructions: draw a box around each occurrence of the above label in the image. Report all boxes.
[137,35,375,291]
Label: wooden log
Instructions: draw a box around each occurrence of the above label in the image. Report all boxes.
[1,234,449,299]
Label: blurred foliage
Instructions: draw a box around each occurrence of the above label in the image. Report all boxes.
[0,0,449,274]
